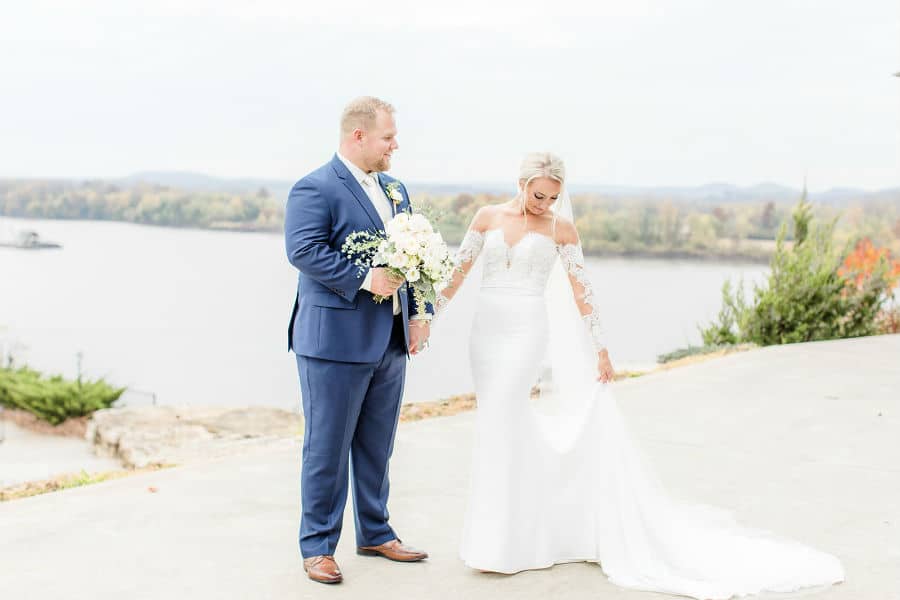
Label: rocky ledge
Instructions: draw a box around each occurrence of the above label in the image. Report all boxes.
[85,406,303,468]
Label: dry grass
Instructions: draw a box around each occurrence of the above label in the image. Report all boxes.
[398,346,753,422]
[0,464,174,502]
[655,344,755,372]
[0,407,88,438]
[400,394,477,422]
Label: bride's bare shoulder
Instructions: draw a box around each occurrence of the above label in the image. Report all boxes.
[553,215,580,245]
[469,204,504,232]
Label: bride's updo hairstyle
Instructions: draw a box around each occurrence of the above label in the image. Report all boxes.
[517,152,566,227]
[519,152,566,192]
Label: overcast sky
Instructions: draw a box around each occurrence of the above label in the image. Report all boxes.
[2,0,898,190]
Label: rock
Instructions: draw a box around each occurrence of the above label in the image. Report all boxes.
[86,406,303,468]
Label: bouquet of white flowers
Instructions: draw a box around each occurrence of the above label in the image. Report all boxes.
[342,212,456,309]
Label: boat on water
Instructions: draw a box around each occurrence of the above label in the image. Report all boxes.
[0,230,62,250]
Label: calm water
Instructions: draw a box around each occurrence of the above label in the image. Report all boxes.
[0,218,767,408]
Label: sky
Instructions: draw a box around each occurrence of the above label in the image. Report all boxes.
[2,0,899,191]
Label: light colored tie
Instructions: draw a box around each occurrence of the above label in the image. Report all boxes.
[361,175,391,223]
[361,175,400,315]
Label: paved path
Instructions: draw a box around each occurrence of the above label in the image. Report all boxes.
[2,335,898,600]
[0,420,121,488]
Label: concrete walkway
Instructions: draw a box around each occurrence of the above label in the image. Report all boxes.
[0,420,121,488]
[1,335,898,600]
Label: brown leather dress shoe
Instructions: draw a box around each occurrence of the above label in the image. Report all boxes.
[303,555,343,584]
[357,539,428,562]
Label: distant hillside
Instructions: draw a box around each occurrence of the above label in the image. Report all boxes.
[120,171,898,206]
[123,171,294,198]
[2,174,897,261]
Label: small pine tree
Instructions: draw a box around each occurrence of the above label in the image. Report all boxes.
[700,187,894,346]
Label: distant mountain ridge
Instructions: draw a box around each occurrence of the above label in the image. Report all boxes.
[39,170,900,205]
[123,171,291,195]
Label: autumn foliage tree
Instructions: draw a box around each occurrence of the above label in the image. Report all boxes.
[838,238,900,290]
[701,193,897,346]
[839,237,900,334]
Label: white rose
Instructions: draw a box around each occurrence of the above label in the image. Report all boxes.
[399,237,418,253]
[409,213,430,232]
[389,213,410,233]
[385,221,400,238]
[428,249,445,268]
[387,252,407,269]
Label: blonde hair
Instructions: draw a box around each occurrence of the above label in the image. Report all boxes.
[519,152,566,190]
[340,96,395,136]
[517,152,566,232]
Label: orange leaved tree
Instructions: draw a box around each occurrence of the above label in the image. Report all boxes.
[838,237,900,290]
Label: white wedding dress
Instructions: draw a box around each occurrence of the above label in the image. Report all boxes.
[445,224,845,599]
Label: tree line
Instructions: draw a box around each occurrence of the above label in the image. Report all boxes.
[0,180,282,232]
[2,179,898,260]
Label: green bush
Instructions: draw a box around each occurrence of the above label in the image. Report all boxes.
[0,366,125,425]
[701,194,894,346]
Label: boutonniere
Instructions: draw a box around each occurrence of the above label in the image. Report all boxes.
[385,181,404,206]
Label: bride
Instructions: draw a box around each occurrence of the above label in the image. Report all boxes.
[434,152,845,599]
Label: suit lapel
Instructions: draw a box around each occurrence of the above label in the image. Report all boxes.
[380,174,410,318]
[331,155,383,230]
[376,173,398,218]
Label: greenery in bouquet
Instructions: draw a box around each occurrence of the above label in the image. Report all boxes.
[342,212,456,308]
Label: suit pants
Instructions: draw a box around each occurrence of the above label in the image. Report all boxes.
[295,315,407,557]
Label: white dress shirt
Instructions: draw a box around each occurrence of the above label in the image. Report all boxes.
[336,152,401,315]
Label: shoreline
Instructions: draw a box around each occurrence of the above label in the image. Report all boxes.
[1,215,776,264]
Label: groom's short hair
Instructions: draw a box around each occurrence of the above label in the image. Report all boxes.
[340,96,395,136]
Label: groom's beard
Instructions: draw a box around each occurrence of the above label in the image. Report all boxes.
[372,157,391,172]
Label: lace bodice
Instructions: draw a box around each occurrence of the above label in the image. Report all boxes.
[446,227,606,350]
[479,229,559,294]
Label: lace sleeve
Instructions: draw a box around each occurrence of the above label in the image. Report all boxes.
[557,242,607,351]
[456,229,485,265]
[436,228,485,312]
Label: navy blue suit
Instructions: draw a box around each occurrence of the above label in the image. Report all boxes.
[285,155,428,557]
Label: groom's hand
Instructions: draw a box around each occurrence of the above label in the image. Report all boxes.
[408,320,430,355]
[370,268,405,296]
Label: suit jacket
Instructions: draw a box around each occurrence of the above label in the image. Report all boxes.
[285,154,431,363]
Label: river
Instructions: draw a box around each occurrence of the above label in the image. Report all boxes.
[0,217,768,408]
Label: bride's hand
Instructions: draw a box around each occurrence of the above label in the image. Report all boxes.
[408,319,431,355]
[597,350,614,383]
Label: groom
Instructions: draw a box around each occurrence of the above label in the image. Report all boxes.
[284,96,432,585]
